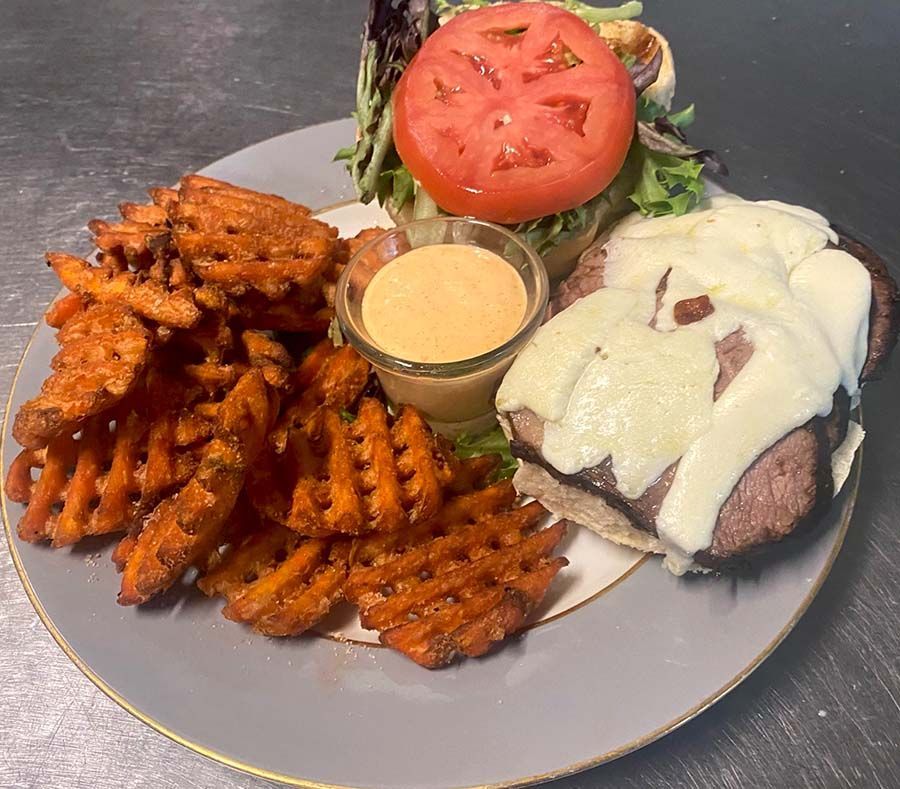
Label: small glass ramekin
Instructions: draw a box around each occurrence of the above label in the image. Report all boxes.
[335,216,549,436]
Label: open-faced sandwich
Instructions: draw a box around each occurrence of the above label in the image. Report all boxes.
[337,0,723,279]
[497,197,899,573]
[336,0,898,574]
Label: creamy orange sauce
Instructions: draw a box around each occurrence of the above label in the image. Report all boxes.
[361,243,527,363]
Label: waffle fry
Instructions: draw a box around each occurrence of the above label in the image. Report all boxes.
[233,293,333,334]
[282,398,471,537]
[171,174,338,301]
[174,174,316,233]
[49,252,201,328]
[148,186,179,216]
[118,200,170,226]
[272,340,371,447]
[240,330,293,388]
[13,304,151,449]
[348,481,517,570]
[245,341,371,524]
[6,395,205,547]
[346,497,569,668]
[88,213,172,271]
[6,170,567,670]
[118,369,277,605]
[198,515,350,636]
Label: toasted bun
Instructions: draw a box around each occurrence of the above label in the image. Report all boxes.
[598,21,676,110]
[513,461,665,554]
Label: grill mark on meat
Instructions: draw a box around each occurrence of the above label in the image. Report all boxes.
[674,294,714,325]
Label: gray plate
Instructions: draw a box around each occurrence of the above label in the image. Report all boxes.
[1,119,859,789]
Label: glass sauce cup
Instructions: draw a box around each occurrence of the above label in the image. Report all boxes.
[335,217,548,437]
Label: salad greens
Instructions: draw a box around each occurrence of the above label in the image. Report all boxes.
[334,0,435,204]
[515,198,604,256]
[629,149,704,216]
[454,426,518,481]
[337,0,725,249]
[625,95,727,217]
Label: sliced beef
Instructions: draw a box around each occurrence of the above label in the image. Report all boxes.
[696,389,849,565]
[508,327,757,540]
[510,392,848,568]
[510,419,672,537]
[714,328,752,400]
[510,227,894,567]
[549,243,605,318]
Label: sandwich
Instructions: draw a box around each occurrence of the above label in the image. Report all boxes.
[496,196,899,572]
[336,0,724,279]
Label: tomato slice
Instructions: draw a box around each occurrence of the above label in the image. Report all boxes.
[393,3,636,224]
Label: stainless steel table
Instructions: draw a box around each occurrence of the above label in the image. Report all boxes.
[1,1,898,787]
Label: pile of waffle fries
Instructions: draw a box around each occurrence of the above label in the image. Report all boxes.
[6,176,568,667]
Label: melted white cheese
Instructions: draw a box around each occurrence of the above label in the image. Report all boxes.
[496,197,871,558]
[541,320,717,495]
[496,288,641,422]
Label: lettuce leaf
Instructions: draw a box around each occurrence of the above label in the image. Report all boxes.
[636,96,695,127]
[514,198,600,255]
[339,1,718,231]
[629,146,705,216]
[629,96,724,216]
[453,426,518,482]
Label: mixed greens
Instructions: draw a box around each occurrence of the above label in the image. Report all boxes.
[334,0,435,205]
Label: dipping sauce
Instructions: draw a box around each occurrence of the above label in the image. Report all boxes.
[361,244,527,363]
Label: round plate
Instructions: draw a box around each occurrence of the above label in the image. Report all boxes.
[2,119,859,789]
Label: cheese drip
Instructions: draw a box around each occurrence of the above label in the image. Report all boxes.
[497,196,871,558]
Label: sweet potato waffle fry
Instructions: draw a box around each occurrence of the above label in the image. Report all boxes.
[49,252,201,328]
[13,303,151,449]
[345,490,569,668]
[88,211,172,271]
[118,369,277,605]
[7,384,208,547]
[245,340,372,524]
[272,340,372,446]
[279,398,478,537]
[198,514,350,636]
[43,292,85,329]
[171,174,338,301]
